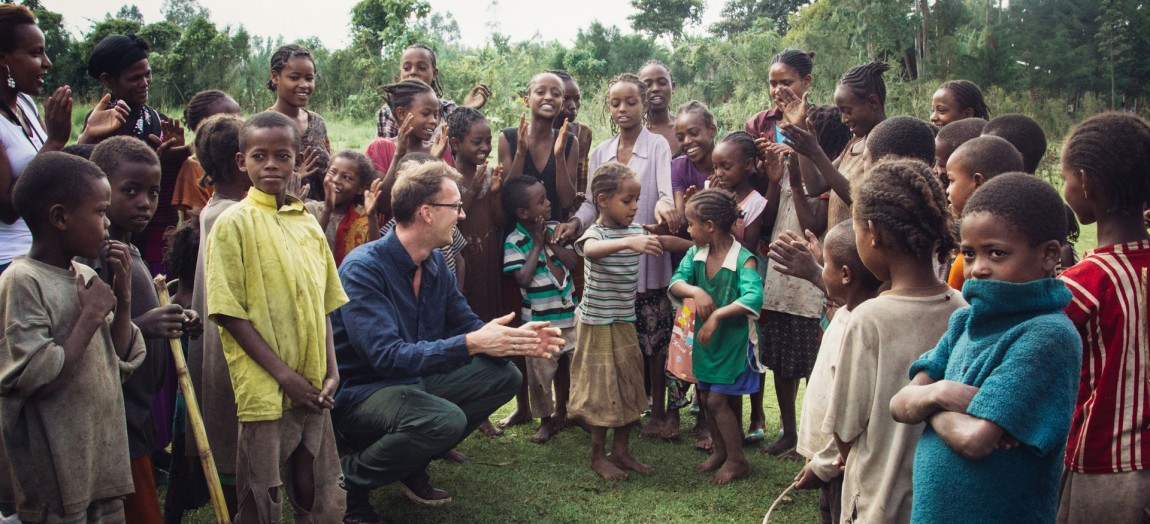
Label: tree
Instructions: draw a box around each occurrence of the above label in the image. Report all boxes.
[114,4,144,23]
[628,0,705,42]
[709,0,805,37]
[139,20,182,53]
[349,0,431,56]
[161,0,210,28]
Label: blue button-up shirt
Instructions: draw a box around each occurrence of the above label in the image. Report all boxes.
[332,230,484,413]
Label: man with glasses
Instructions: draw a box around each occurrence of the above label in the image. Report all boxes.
[329,160,565,524]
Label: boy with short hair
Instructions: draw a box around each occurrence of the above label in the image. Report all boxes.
[89,136,197,523]
[206,111,348,522]
[0,152,146,522]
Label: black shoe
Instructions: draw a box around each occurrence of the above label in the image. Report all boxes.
[398,468,452,506]
[344,489,388,524]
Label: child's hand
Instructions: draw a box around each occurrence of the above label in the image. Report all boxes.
[642,222,674,236]
[779,122,821,159]
[935,380,980,414]
[552,219,580,245]
[81,93,129,143]
[75,273,116,319]
[754,132,773,158]
[697,315,719,346]
[364,177,384,215]
[487,164,504,194]
[136,304,187,339]
[554,118,569,159]
[995,432,1021,450]
[295,183,312,202]
[279,370,325,413]
[777,87,810,128]
[296,146,320,181]
[692,288,716,319]
[149,118,192,166]
[768,235,821,283]
[528,216,547,243]
[395,114,415,158]
[104,240,132,303]
[430,126,449,159]
[318,375,339,411]
[629,235,664,257]
[832,454,845,472]
[43,86,73,145]
[182,309,203,339]
[793,463,826,490]
[463,83,491,110]
[516,114,528,147]
[322,170,338,211]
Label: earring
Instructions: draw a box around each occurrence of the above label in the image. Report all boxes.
[3,65,14,89]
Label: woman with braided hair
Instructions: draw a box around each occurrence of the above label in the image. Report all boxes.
[930,79,990,128]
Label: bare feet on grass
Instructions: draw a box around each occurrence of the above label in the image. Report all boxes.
[695,434,714,452]
[763,432,797,456]
[609,452,654,475]
[531,417,559,443]
[709,458,749,485]
[696,451,725,473]
[496,409,532,429]
[639,416,664,438]
[478,420,503,437]
[591,456,629,480]
[661,410,681,439]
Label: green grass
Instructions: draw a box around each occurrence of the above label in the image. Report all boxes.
[174,379,821,524]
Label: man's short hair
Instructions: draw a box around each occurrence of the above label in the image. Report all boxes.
[391,161,462,226]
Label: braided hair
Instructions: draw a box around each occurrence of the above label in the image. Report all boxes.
[938,80,990,120]
[194,114,243,187]
[1062,112,1150,214]
[686,188,742,233]
[603,73,648,132]
[676,100,715,130]
[402,44,444,96]
[183,90,232,131]
[808,105,851,160]
[718,131,758,163]
[771,49,815,78]
[381,79,436,117]
[853,159,956,263]
[445,106,487,145]
[267,44,315,91]
[839,61,891,105]
[546,69,573,82]
[590,162,637,204]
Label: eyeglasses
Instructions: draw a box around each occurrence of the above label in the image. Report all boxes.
[427,201,465,215]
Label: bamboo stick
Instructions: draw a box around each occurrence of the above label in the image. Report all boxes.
[153,275,230,524]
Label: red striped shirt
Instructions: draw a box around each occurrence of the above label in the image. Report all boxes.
[1060,239,1150,473]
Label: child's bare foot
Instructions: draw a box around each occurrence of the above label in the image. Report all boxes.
[709,458,750,485]
[591,457,629,480]
[609,452,654,474]
[763,431,797,456]
[478,420,503,437]
[661,411,681,440]
[695,435,714,452]
[496,409,532,429]
[696,451,726,473]
[531,418,559,444]
[639,416,664,438]
[563,416,592,433]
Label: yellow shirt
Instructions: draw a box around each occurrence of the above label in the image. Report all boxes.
[205,188,348,421]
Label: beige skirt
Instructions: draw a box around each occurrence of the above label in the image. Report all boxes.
[568,322,647,428]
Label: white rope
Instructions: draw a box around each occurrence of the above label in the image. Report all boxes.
[762,481,798,523]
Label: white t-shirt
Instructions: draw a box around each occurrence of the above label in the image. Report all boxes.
[0,94,45,265]
[797,307,851,482]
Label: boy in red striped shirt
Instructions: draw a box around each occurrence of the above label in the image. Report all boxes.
[1057,112,1150,523]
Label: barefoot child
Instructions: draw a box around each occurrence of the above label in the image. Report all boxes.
[1056,113,1150,523]
[89,136,202,523]
[570,162,689,480]
[771,220,882,524]
[503,175,579,443]
[0,152,146,523]
[823,159,965,523]
[185,114,248,514]
[205,111,348,521]
[669,189,763,484]
[305,150,383,266]
[890,173,1080,522]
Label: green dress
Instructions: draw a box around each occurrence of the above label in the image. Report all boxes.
[668,238,764,384]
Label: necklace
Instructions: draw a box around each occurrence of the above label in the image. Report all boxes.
[0,95,42,149]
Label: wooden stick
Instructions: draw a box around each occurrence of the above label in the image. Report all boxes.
[154,275,230,524]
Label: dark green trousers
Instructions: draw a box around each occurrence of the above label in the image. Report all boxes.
[335,356,521,493]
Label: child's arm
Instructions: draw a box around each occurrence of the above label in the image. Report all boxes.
[548,241,581,274]
[505,116,528,178]
[454,251,466,291]
[512,222,549,288]
[889,371,979,424]
[315,172,336,230]
[758,164,785,236]
[696,257,761,345]
[318,316,338,410]
[928,411,1007,461]
[555,121,578,211]
[778,122,850,202]
[656,234,694,254]
[580,235,663,261]
[767,231,825,293]
[489,165,506,229]
[788,163,828,238]
[215,315,327,413]
[739,208,764,254]
[365,178,383,242]
[37,274,120,395]
[101,240,136,360]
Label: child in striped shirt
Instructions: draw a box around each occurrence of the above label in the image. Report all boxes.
[569,163,690,480]
[502,175,580,444]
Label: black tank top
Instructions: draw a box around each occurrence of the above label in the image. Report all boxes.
[502,127,575,221]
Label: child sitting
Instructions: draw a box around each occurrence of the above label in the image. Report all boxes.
[205,111,348,521]
[890,173,1080,522]
[1056,112,1150,523]
[89,136,202,523]
[0,152,146,522]
[823,159,966,523]
[502,175,580,443]
[669,188,763,484]
[306,150,383,266]
[943,135,1025,290]
[771,219,882,524]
